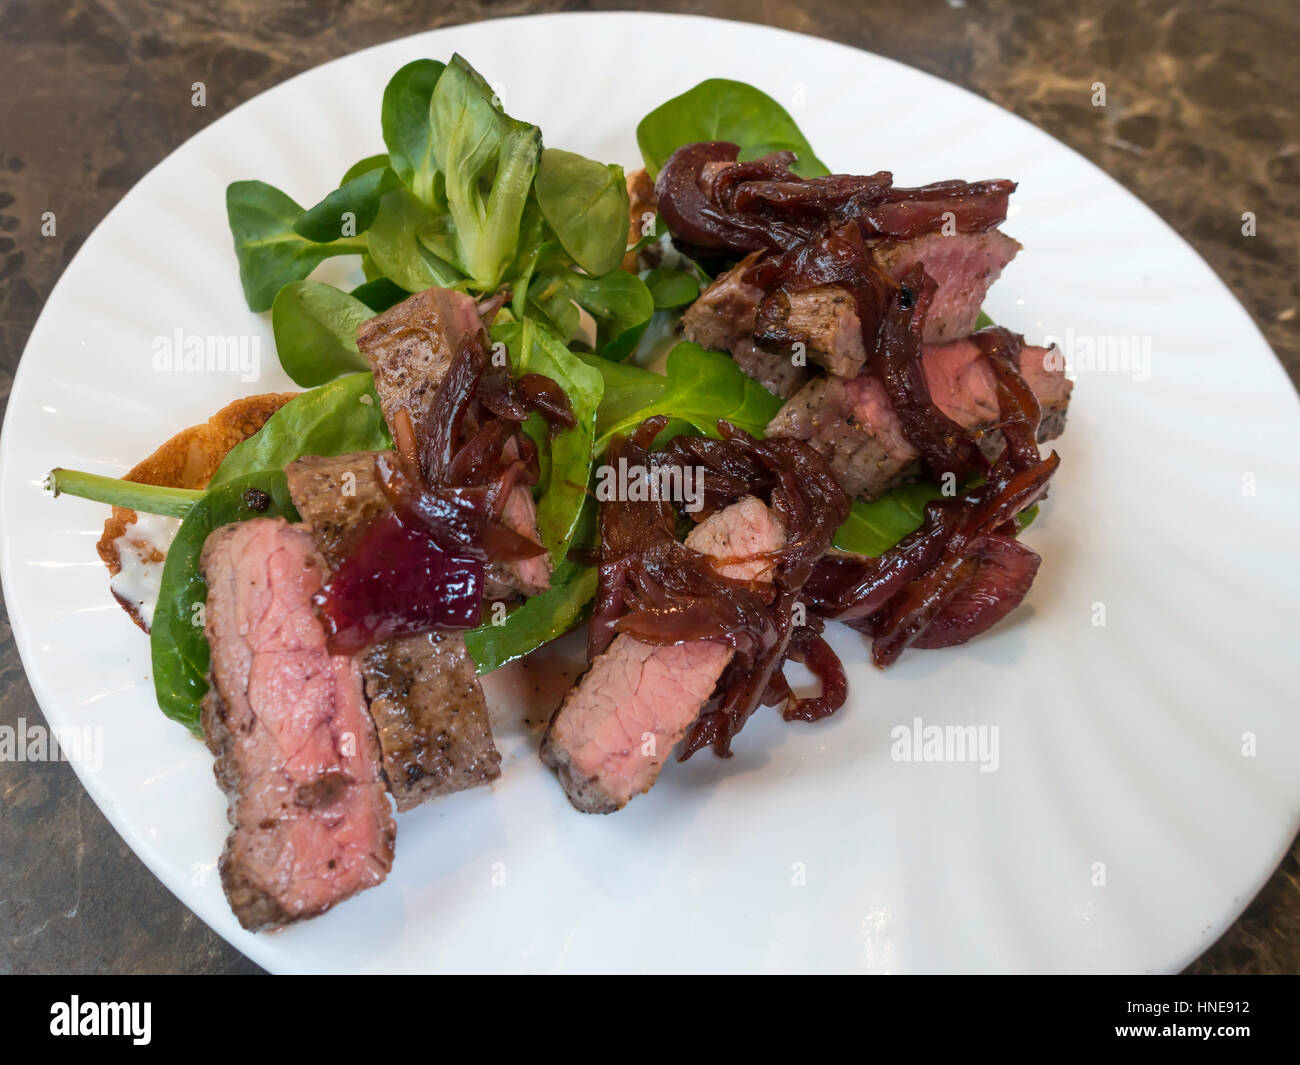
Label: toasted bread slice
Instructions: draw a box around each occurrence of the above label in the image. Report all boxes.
[97,392,297,632]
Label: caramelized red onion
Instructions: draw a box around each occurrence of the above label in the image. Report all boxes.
[654,140,1015,260]
[804,453,1059,667]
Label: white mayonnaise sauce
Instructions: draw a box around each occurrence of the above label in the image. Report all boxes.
[109,511,181,630]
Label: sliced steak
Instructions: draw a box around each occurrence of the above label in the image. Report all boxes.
[681,230,1021,385]
[361,632,501,808]
[766,339,1071,501]
[285,452,501,811]
[873,230,1021,343]
[540,496,785,813]
[201,518,395,931]
[357,286,484,432]
[357,287,550,597]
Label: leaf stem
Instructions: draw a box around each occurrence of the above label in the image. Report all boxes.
[45,469,204,518]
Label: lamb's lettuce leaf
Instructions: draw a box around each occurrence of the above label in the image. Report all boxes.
[226,181,366,312]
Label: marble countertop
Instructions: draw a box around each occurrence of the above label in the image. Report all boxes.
[1,0,1295,974]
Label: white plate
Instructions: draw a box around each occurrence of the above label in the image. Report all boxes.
[3,12,1298,975]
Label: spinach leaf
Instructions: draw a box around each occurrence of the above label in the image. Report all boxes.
[566,270,654,357]
[644,267,700,309]
[594,342,783,451]
[492,320,603,563]
[974,309,994,330]
[367,186,462,291]
[350,276,410,312]
[535,148,629,277]
[150,471,299,734]
[432,55,541,288]
[271,281,374,387]
[575,352,666,440]
[293,166,398,242]
[637,78,829,179]
[465,500,598,673]
[45,469,203,517]
[381,58,446,205]
[227,180,367,312]
[209,372,391,487]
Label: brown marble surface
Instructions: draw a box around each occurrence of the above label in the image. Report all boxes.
[0,0,1296,975]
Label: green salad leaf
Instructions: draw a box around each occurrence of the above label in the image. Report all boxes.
[593,342,784,451]
[535,148,629,277]
[271,280,374,386]
[644,267,700,309]
[381,58,447,204]
[636,78,829,179]
[464,499,598,674]
[226,181,367,312]
[433,55,541,288]
[492,320,603,562]
[340,153,391,184]
[209,372,391,487]
[833,481,1039,557]
[150,471,299,734]
[350,276,409,313]
[293,166,398,242]
[367,186,463,292]
[833,482,944,557]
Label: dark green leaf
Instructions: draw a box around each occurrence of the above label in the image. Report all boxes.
[535,148,629,277]
[832,482,944,557]
[644,267,700,309]
[293,167,398,242]
[209,372,391,487]
[150,471,299,734]
[465,500,598,673]
[350,276,410,313]
[226,180,366,312]
[637,78,829,179]
[575,351,666,440]
[567,270,655,356]
[270,281,374,387]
